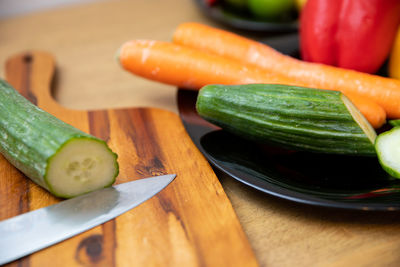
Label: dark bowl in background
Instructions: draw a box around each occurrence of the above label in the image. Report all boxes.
[194,0,299,33]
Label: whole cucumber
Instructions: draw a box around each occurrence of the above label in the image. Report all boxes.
[196,84,377,156]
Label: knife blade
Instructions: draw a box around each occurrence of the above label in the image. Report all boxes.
[0,174,176,265]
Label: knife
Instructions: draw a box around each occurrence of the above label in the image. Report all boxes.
[0,174,176,265]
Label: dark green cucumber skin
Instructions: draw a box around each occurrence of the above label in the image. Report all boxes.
[196,84,376,156]
[0,80,118,195]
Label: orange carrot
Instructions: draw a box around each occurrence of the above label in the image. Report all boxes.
[118,40,386,128]
[118,40,298,89]
[172,22,400,119]
[344,93,386,129]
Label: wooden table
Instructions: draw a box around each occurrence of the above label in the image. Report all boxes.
[1,1,400,266]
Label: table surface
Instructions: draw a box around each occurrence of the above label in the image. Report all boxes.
[1,1,400,266]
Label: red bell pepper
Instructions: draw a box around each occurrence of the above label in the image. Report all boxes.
[300,0,400,74]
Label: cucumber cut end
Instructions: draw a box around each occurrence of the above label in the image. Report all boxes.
[46,138,118,198]
[341,94,377,143]
[376,127,400,178]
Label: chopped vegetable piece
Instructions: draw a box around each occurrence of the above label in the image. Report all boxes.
[0,80,119,198]
[376,127,400,178]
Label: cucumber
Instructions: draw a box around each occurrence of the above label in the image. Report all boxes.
[375,127,400,178]
[196,84,377,156]
[0,80,119,198]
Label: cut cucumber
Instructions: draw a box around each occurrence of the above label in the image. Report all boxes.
[0,80,119,198]
[46,138,118,197]
[375,126,400,178]
[196,84,377,156]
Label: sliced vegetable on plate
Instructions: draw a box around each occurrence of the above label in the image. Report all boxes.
[376,127,400,178]
[0,80,119,198]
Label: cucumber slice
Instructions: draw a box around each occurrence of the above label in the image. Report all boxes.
[0,80,119,198]
[46,138,118,198]
[375,127,400,178]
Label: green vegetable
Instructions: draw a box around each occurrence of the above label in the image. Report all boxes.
[375,127,400,178]
[247,0,295,21]
[0,80,119,198]
[389,119,400,127]
[196,84,377,156]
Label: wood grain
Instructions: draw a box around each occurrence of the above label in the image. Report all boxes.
[0,51,258,267]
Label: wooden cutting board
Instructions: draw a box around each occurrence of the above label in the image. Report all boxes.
[0,51,258,267]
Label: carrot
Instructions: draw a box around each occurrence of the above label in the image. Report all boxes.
[344,93,386,129]
[172,22,400,119]
[118,40,386,128]
[118,40,298,89]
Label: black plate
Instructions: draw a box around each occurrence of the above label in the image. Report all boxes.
[193,0,298,33]
[177,90,400,211]
[176,20,399,211]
